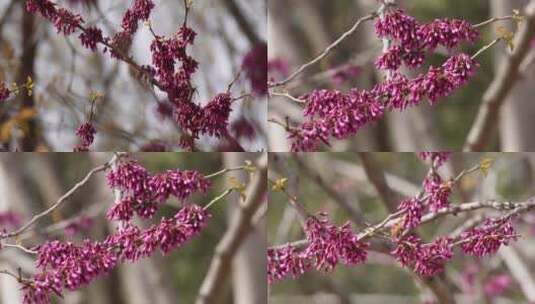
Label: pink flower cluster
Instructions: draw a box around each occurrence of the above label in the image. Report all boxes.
[79,27,104,51]
[289,7,480,151]
[26,0,84,35]
[121,0,154,35]
[23,204,210,304]
[392,235,453,277]
[0,82,11,102]
[375,9,479,71]
[74,122,96,151]
[268,213,368,284]
[242,43,268,96]
[460,217,517,257]
[418,152,451,167]
[150,26,235,139]
[106,159,210,222]
[397,154,452,231]
[290,54,478,151]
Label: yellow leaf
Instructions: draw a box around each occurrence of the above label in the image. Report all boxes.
[0,119,14,142]
[480,158,493,176]
[228,176,247,201]
[17,107,37,121]
[271,177,288,192]
[243,160,256,173]
[497,26,515,51]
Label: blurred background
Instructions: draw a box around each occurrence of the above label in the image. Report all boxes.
[268,153,535,303]
[0,0,267,151]
[0,152,266,304]
[268,0,535,152]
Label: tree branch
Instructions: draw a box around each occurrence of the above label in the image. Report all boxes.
[464,1,535,151]
[196,158,267,304]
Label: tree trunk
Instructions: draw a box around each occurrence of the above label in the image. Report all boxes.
[224,153,267,304]
[494,0,535,151]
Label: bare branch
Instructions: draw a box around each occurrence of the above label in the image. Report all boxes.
[464,2,535,151]
[196,159,267,304]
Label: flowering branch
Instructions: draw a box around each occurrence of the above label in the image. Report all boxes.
[268,153,534,290]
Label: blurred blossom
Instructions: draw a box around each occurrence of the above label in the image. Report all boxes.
[0,211,22,230]
[484,274,511,297]
[268,58,289,82]
[331,65,361,87]
[64,216,94,237]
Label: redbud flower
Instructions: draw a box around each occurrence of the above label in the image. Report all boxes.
[460,217,517,257]
[53,8,83,35]
[414,237,453,277]
[484,274,511,297]
[267,245,310,284]
[0,82,11,102]
[75,122,96,147]
[79,26,103,51]
[242,42,268,96]
[418,152,451,167]
[423,172,451,212]
[121,0,155,35]
[200,93,234,138]
[392,234,422,267]
[303,214,368,272]
[149,169,210,202]
[106,159,150,199]
[64,216,93,237]
[398,198,424,230]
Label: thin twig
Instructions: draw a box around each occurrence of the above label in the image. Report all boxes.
[0,154,120,240]
[269,13,377,88]
[464,2,535,151]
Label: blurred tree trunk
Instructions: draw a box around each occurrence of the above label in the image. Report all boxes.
[224,153,267,304]
[17,4,39,150]
[0,156,33,303]
[494,0,535,151]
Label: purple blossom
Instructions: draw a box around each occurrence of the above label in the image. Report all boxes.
[64,216,93,237]
[75,122,96,147]
[106,198,135,222]
[303,214,368,272]
[268,58,289,82]
[267,245,310,284]
[392,234,422,267]
[242,42,268,96]
[106,160,210,222]
[375,46,403,70]
[460,218,517,257]
[290,53,477,151]
[26,205,210,303]
[200,93,234,138]
[423,172,452,212]
[414,237,453,277]
[418,152,451,167]
[398,198,424,230]
[121,0,155,35]
[79,26,103,51]
[331,65,361,86]
[106,159,150,199]
[52,8,83,35]
[484,274,511,297]
[0,82,11,102]
[149,170,210,202]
